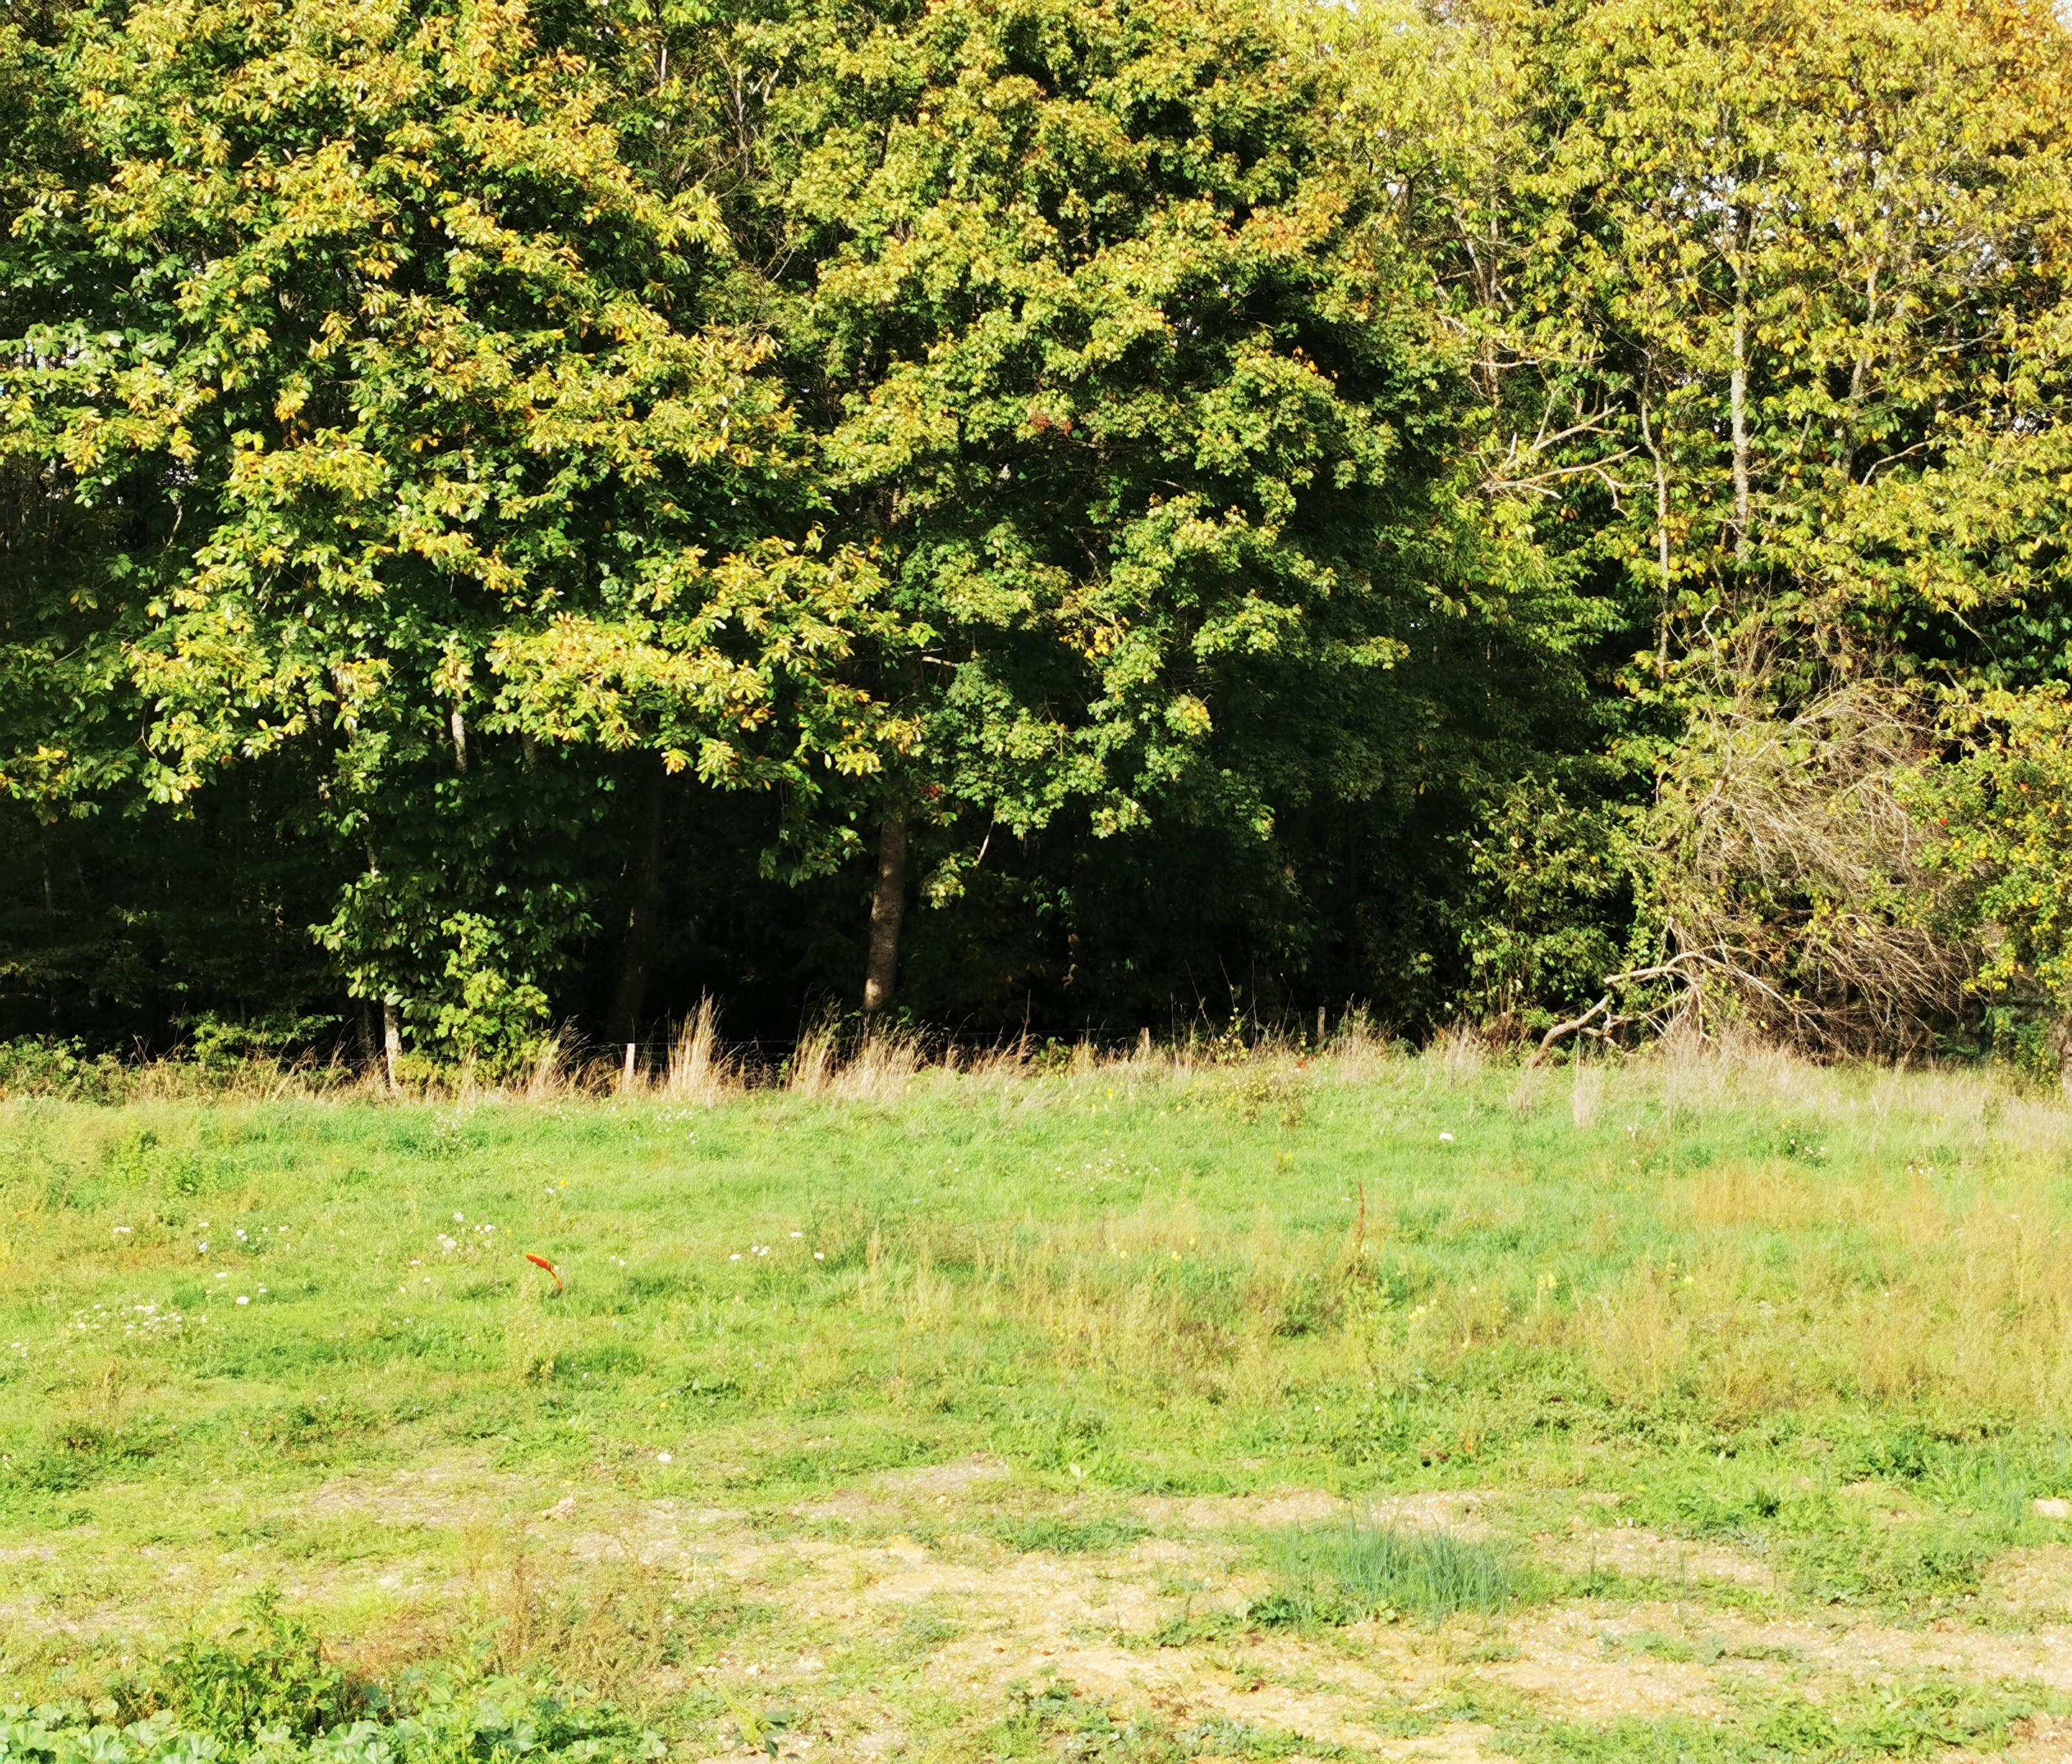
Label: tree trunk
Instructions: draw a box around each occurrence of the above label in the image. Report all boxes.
[382,999,402,1092]
[1639,389,1673,674]
[606,762,667,1046]
[863,808,909,1014]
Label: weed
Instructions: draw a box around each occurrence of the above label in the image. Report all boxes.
[108,1593,364,1743]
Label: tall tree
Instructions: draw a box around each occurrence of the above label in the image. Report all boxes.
[731,0,1522,1015]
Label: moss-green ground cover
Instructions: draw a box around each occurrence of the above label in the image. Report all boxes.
[8,1044,2072,1759]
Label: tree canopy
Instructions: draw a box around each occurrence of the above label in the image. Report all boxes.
[5,0,2072,1068]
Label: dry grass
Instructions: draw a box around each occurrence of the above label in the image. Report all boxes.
[830,1024,926,1099]
[660,997,729,1102]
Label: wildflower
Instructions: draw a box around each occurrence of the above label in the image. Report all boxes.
[215,1272,229,1280]
[1439,1132,1454,1143]
[790,1231,803,1239]
[113,1226,132,1235]
[657,1451,675,1465]
[814,1252,825,1260]
[236,1296,250,1306]
[198,1242,210,1253]
[454,1212,464,1222]
[730,1253,742,1261]
[235,1230,248,1240]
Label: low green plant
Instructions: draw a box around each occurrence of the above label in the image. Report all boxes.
[5,1665,662,1764]
[9,1046,2072,1756]
[109,1596,362,1744]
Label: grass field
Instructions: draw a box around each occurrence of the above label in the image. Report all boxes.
[10,1036,2072,1761]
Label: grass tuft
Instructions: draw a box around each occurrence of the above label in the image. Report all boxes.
[1254,1520,1527,1627]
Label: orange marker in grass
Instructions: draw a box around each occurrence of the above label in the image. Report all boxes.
[526,1253,564,1291]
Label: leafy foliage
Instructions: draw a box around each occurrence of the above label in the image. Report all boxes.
[3,0,2071,1056]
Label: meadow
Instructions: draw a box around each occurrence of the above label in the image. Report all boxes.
[8,1035,2072,1761]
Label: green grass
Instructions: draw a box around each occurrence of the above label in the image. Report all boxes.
[1254,1518,1527,1626]
[8,1043,2072,1755]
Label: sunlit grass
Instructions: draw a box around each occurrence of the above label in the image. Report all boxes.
[6,1033,2072,1701]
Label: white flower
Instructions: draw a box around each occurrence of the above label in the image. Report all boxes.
[113,1226,132,1235]
[235,1296,250,1306]
[235,1230,248,1240]
[454,1212,464,1222]
[198,1242,210,1253]
[656,1451,674,1464]
[814,1252,825,1260]
[215,1272,229,1280]
[257,1287,268,1295]
[730,1253,742,1261]
[1439,1132,1455,1143]
[790,1231,803,1239]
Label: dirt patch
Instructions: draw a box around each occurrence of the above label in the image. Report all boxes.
[878,1459,1012,1497]
[1138,1488,1345,1532]
[1547,1598,2072,1697]
[1494,1610,1726,1719]
[30,1467,2072,1759]
[1365,1491,1500,1538]
[302,1453,541,1529]
[1543,1521,1776,1588]
[2007,1714,2072,1761]
[1986,1545,2072,1618]
[793,1456,1012,1524]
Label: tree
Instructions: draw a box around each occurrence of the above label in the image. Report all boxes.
[735,0,1524,1017]
[1426,0,2072,1049]
[14,0,911,1066]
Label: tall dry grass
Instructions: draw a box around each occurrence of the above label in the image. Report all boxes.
[662,997,729,1101]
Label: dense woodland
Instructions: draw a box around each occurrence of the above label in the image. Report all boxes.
[3,0,2071,1070]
